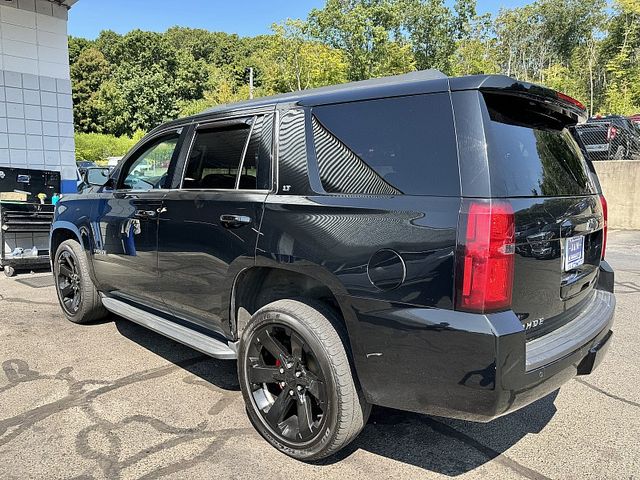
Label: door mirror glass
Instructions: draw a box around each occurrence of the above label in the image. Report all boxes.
[85,167,112,187]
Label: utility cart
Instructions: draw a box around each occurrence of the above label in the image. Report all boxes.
[0,201,55,277]
[0,166,60,277]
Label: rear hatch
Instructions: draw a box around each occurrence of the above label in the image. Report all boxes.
[480,91,605,339]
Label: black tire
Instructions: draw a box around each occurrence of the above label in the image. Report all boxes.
[613,145,626,160]
[3,266,16,277]
[238,299,370,461]
[53,239,108,324]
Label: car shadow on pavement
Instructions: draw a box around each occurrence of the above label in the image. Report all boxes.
[113,317,240,392]
[324,392,558,475]
[113,315,557,476]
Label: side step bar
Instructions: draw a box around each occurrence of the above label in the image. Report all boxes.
[101,297,237,360]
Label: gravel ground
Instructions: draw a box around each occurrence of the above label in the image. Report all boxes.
[0,230,638,480]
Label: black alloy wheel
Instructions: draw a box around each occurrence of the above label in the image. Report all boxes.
[238,299,370,460]
[53,239,108,324]
[245,324,328,444]
[56,249,82,315]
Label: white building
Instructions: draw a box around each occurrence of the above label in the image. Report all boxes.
[0,0,78,193]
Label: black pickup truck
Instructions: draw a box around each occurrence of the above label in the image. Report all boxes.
[50,71,615,460]
[576,115,640,160]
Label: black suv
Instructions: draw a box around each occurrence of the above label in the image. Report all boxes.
[51,71,615,460]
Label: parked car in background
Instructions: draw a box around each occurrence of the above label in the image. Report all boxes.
[107,156,123,169]
[628,114,640,125]
[76,161,97,177]
[50,71,615,460]
[576,115,640,160]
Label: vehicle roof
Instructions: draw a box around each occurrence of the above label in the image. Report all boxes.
[587,115,631,125]
[588,115,627,120]
[152,71,581,134]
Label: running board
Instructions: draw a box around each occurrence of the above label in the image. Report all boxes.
[101,297,237,360]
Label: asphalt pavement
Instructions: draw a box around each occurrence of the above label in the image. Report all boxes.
[0,230,638,479]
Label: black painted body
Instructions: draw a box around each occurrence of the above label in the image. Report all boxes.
[51,72,615,421]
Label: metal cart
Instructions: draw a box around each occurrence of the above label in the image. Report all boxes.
[0,201,55,277]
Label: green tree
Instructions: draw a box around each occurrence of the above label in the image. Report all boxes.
[308,0,414,80]
[70,47,111,133]
[75,132,138,163]
[264,19,348,92]
[600,0,640,114]
[449,7,498,76]
[399,0,455,72]
[68,36,94,65]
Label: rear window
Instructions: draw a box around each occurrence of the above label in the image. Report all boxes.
[483,93,595,197]
[311,93,459,196]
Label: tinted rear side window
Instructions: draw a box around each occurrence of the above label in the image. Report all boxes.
[483,93,595,197]
[312,93,459,196]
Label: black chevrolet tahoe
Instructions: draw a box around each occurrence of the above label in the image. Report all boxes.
[50,70,616,460]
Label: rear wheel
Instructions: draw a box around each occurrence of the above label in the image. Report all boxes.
[3,266,16,277]
[238,299,369,461]
[54,239,108,324]
[613,145,626,160]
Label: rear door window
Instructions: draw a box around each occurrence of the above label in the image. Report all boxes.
[182,115,271,190]
[482,93,596,197]
[183,124,250,189]
[311,93,459,196]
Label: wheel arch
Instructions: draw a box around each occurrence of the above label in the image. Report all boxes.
[50,222,96,279]
[229,265,355,343]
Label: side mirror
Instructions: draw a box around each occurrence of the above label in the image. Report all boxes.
[85,167,112,187]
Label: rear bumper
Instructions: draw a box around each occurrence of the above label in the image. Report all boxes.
[342,265,615,422]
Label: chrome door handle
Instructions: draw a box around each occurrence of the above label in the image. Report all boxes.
[134,209,157,218]
[220,214,251,228]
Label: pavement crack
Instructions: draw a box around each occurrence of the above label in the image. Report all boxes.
[0,355,209,447]
[0,295,58,305]
[422,418,552,480]
[574,378,640,408]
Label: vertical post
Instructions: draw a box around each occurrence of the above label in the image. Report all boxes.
[249,67,254,100]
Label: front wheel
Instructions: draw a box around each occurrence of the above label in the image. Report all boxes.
[53,239,108,324]
[238,299,370,461]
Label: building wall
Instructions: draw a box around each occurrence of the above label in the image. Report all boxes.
[0,0,76,193]
[593,160,640,231]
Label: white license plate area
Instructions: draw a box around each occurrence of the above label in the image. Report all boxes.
[564,236,585,271]
[586,144,608,152]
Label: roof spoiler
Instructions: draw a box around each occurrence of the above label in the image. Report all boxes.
[451,75,588,124]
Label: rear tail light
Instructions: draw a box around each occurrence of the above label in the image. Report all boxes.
[607,126,618,141]
[557,91,586,111]
[600,194,608,259]
[455,200,516,313]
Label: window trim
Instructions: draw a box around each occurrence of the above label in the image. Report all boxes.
[235,118,257,189]
[115,128,184,192]
[177,114,275,194]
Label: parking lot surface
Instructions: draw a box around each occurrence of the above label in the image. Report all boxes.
[0,231,639,479]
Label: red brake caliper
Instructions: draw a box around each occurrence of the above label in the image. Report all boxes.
[275,359,286,389]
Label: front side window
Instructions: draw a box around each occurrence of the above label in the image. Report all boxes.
[120,135,179,190]
[182,115,271,190]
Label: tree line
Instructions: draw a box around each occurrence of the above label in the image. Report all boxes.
[70,0,639,155]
